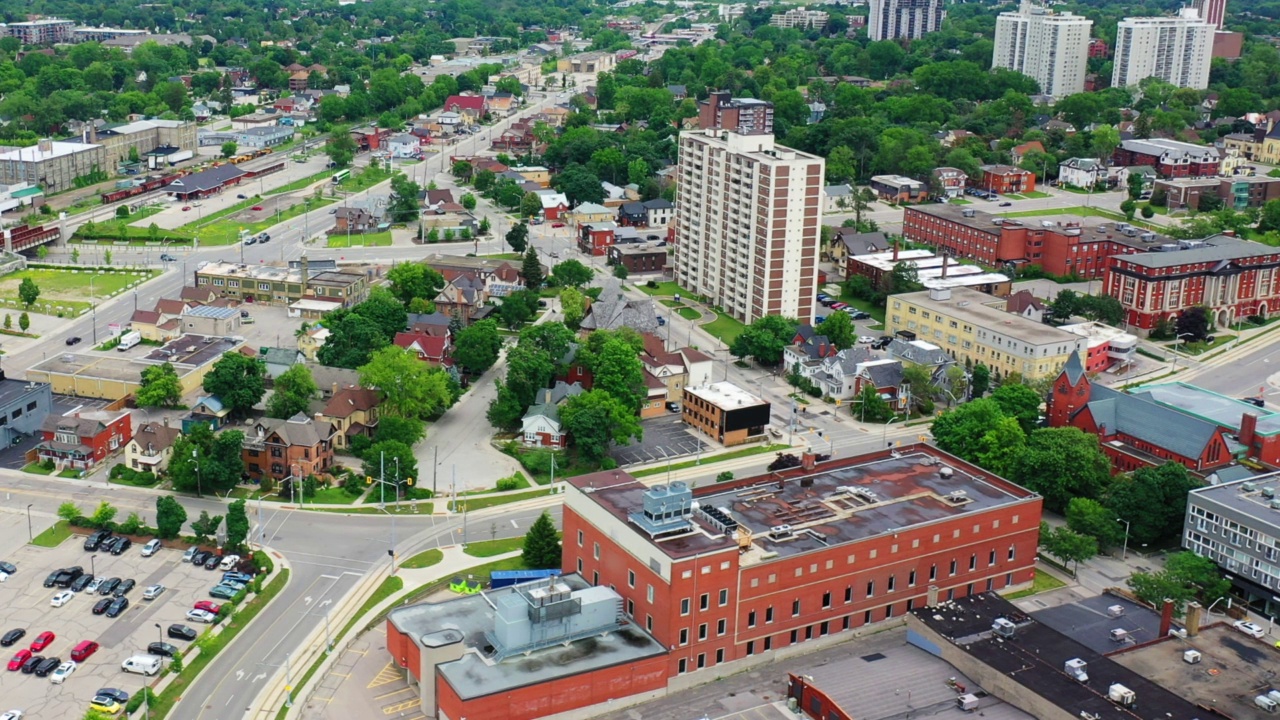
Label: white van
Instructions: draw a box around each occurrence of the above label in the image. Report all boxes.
[141,539,162,557]
[218,554,241,571]
[121,655,161,676]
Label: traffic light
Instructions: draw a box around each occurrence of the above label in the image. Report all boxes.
[406,477,414,486]
[365,476,373,485]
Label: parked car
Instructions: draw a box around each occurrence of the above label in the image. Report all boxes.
[209,585,238,600]
[49,660,76,684]
[191,550,213,565]
[89,697,121,715]
[113,579,136,597]
[28,632,54,653]
[6,649,31,671]
[97,537,119,554]
[33,658,60,677]
[219,580,246,592]
[167,625,197,641]
[42,571,61,588]
[95,689,129,705]
[850,311,871,320]
[1233,620,1265,639]
[160,253,177,262]
[182,547,198,563]
[70,641,98,662]
[0,562,13,575]
[0,710,21,720]
[185,609,216,624]
[19,656,42,674]
[0,630,25,647]
[218,554,241,571]
[91,598,112,615]
[236,194,247,199]
[97,578,121,596]
[251,205,264,211]
[147,642,178,658]
[243,236,256,246]
[142,584,165,601]
[110,538,132,555]
[551,222,565,228]
[141,539,161,557]
[84,578,104,594]
[64,337,81,346]
[872,336,893,350]
[104,597,129,618]
[54,567,83,587]
[69,574,94,593]
[50,591,73,608]
[193,600,221,615]
[222,572,254,584]
[830,302,848,310]
[181,206,191,212]
[857,336,876,344]
[203,555,221,570]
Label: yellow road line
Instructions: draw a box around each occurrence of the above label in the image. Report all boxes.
[366,662,401,689]
[375,688,413,700]
[382,699,420,715]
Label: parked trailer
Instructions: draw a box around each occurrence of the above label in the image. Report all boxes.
[165,150,194,166]
[490,569,562,588]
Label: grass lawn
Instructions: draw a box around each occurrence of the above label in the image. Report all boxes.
[22,462,53,475]
[109,474,161,488]
[676,307,701,321]
[264,170,332,196]
[637,281,691,297]
[658,299,683,308]
[338,166,392,193]
[1004,570,1068,599]
[401,549,444,570]
[452,487,556,511]
[193,196,336,246]
[57,468,81,478]
[464,536,526,557]
[632,443,791,477]
[31,520,72,547]
[1021,191,1052,199]
[0,267,160,316]
[325,231,392,248]
[307,486,360,504]
[1179,334,1236,355]
[948,198,972,205]
[702,311,746,345]
[480,252,523,260]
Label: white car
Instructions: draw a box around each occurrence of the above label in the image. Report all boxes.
[49,661,75,684]
[186,609,217,624]
[0,572,7,583]
[85,577,103,594]
[1233,620,1266,639]
[0,710,23,720]
[142,584,165,601]
[857,336,876,344]
[50,591,73,608]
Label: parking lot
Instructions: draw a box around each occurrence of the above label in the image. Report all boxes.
[611,414,708,467]
[0,512,234,720]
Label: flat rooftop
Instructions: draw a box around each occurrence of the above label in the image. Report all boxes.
[1114,233,1278,268]
[29,353,154,383]
[895,287,1083,347]
[910,204,1169,250]
[144,334,242,367]
[386,574,665,700]
[684,381,766,411]
[570,447,1036,562]
[912,593,1206,720]
[0,378,48,409]
[1057,322,1138,349]
[1132,381,1280,435]
[1030,593,1170,656]
[0,140,99,161]
[1190,474,1280,531]
[1109,623,1278,720]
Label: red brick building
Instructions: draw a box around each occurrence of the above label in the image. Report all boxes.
[578,222,618,256]
[1103,233,1280,331]
[1112,138,1221,178]
[563,446,1042,678]
[902,205,1151,278]
[36,410,132,471]
[978,165,1035,194]
[241,413,335,482]
[1087,37,1109,58]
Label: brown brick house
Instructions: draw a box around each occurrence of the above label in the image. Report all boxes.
[242,413,335,482]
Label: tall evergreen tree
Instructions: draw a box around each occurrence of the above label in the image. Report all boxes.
[522,511,562,569]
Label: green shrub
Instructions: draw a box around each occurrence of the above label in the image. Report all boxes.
[496,476,523,492]
[716,471,734,482]
[125,688,156,714]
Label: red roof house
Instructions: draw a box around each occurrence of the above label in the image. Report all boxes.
[394,331,451,366]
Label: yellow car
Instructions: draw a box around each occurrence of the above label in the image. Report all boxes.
[89,696,121,714]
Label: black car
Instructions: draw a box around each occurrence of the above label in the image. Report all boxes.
[55,567,84,588]
[97,536,119,554]
[0,561,14,575]
[203,555,221,570]
[43,570,62,588]
[70,573,94,593]
[20,655,43,673]
[191,550,213,566]
[98,577,121,596]
[113,579,136,597]
[96,689,130,705]
[84,529,112,551]
[159,253,177,262]
[147,642,178,657]
[110,537,132,555]
[65,336,82,346]
[0,629,24,647]
[871,336,893,350]
[92,598,112,615]
[105,597,129,618]
[34,657,60,676]
[167,625,197,642]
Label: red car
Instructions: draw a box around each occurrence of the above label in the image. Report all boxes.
[182,206,191,211]
[251,205,264,211]
[193,600,221,615]
[7,649,30,671]
[551,222,565,228]
[29,631,54,652]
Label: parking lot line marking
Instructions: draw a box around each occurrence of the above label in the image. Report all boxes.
[382,699,420,715]
[349,648,367,656]
[375,688,413,700]
[368,662,400,688]
[329,672,350,678]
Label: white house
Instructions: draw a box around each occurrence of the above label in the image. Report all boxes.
[642,198,674,228]
[386,133,421,158]
[1058,158,1106,189]
[807,347,876,401]
[824,184,852,213]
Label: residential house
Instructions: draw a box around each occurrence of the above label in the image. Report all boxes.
[930,167,968,199]
[312,367,362,399]
[406,311,454,336]
[806,346,877,402]
[394,330,451,366]
[487,93,517,117]
[521,383,586,448]
[179,286,219,304]
[262,347,305,379]
[643,198,674,228]
[434,274,487,322]
[667,84,688,100]
[978,165,1036,194]
[937,130,976,148]
[1114,165,1160,191]
[869,175,928,204]
[579,222,619,256]
[824,184,852,213]
[640,334,714,408]
[317,386,380,451]
[884,338,955,383]
[333,200,387,234]
[297,326,330,361]
[129,310,180,342]
[443,95,487,124]
[617,201,647,227]
[1058,158,1107,189]
[1010,141,1045,165]
[539,192,570,221]
[36,410,132,471]
[386,134,422,158]
[125,421,181,474]
[1005,289,1047,323]
[579,279,659,333]
[514,166,551,187]
[425,256,527,298]
[830,229,889,264]
[184,396,231,432]
[854,358,906,409]
[242,413,335,482]
[568,202,614,226]
[784,325,840,378]
[424,189,455,209]
[180,305,241,336]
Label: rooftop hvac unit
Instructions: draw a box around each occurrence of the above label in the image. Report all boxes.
[1109,684,1136,707]
[1264,487,1276,499]
[1183,650,1202,664]
[939,466,954,478]
[1244,482,1258,492]
[992,618,1016,638]
[961,208,975,218]
[1107,605,1125,617]
[768,525,793,539]
[957,694,979,712]
[1109,628,1129,643]
[1065,658,1089,682]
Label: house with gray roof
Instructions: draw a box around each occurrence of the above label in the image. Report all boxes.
[579,279,658,333]
[886,338,955,384]
[805,347,875,401]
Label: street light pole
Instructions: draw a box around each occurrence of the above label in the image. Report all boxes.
[193,448,201,498]
[1117,518,1131,560]
[26,504,32,541]
[884,414,902,448]
[90,554,96,577]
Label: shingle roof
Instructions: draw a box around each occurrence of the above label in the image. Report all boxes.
[1079,383,1222,460]
[255,413,332,447]
[132,423,181,453]
[321,387,380,418]
[1117,234,1275,268]
[1063,351,1085,386]
[579,279,658,333]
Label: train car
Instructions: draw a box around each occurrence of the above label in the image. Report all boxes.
[100,173,180,204]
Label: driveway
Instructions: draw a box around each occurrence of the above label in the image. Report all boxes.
[612,415,707,467]
[415,359,521,495]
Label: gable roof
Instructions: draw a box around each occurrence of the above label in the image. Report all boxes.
[321,387,380,419]
[256,413,332,447]
[1079,383,1223,460]
[394,330,449,359]
[132,422,181,452]
[1006,289,1046,315]
[444,95,486,112]
[579,278,658,333]
[837,229,888,256]
[1063,351,1086,386]
[131,310,161,325]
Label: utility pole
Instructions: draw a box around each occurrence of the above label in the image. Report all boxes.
[432,446,438,499]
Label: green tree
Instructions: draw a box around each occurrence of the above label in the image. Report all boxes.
[137,362,182,408]
[613,264,628,280]
[386,263,445,305]
[627,157,650,186]
[818,311,856,350]
[729,315,797,366]
[325,130,357,168]
[1006,427,1111,513]
[1120,199,1137,221]
[1065,497,1123,548]
[522,510,562,569]
[560,287,586,330]
[452,319,503,375]
[931,399,1012,463]
[353,288,409,341]
[552,259,594,288]
[591,337,646,412]
[503,344,556,408]
[1141,205,1155,220]
[519,192,543,218]
[18,277,38,308]
[387,173,422,224]
[460,193,477,211]
[202,353,266,417]
[1175,306,1211,343]
[552,163,605,205]
[56,501,81,523]
[267,363,317,419]
[561,389,642,462]
[318,312,388,369]
[853,384,892,423]
[373,416,425,447]
[90,501,117,529]
[361,440,418,491]
[17,312,28,332]
[155,496,187,540]
[1105,463,1201,546]
[1048,289,1080,323]
[1039,522,1097,572]
[1127,172,1146,201]
[506,222,529,253]
[519,323,577,367]
[358,345,454,419]
[224,499,249,551]
[522,247,545,290]
[486,385,526,430]
[990,383,1042,434]
[1128,552,1229,615]
[189,510,223,543]
[220,141,238,159]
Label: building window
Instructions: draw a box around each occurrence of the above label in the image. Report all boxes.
[867,580,874,597]
[766,606,774,624]
[792,599,801,617]
[1008,545,1017,561]
[909,570,917,587]
[698,624,708,641]
[717,619,726,636]
[989,550,996,566]
[969,554,977,571]
[844,586,852,603]
[887,575,896,592]
[576,530,583,546]
[746,641,755,656]
[949,560,957,576]
[628,570,635,588]
[700,593,709,611]
[719,589,729,606]
[593,542,600,559]
[697,654,706,669]
[679,628,688,645]
[681,598,690,616]
[822,591,831,608]
[646,615,653,632]
[647,585,654,603]
[748,610,756,628]
[626,599,634,616]
[576,558,583,573]
[678,658,687,674]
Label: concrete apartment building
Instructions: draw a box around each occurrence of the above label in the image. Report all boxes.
[887,287,1086,380]
[993,2,1093,98]
[1185,476,1280,617]
[1192,0,1227,29]
[3,18,75,44]
[867,0,945,41]
[696,92,775,136]
[1113,10,1214,89]
[674,129,824,324]
[0,139,107,191]
[769,7,829,30]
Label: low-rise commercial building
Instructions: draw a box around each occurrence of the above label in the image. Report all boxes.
[977,165,1035,194]
[27,335,243,401]
[36,410,132,471]
[0,139,106,192]
[607,241,668,275]
[869,175,928,203]
[1155,175,1280,210]
[681,382,769,447]
[1056,321,1138,372]
[0,373,51,446]
[232,125,295,148]
[194,261,370,309]
[887,287,1086,380]
[847,247,1011,297]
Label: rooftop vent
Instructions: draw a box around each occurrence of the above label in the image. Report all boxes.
[1264,487,1276,499]
[1064,658,1088,682]
[939,466,954,479]
[697,505,738,534]
[768,524,793,539]
[1108,684,1136,707]
[1244,482,1258,492]
[1107,604,1125,617]
[1109,628,1129,643]
[992,618,1016,638]
[628,481,694,537]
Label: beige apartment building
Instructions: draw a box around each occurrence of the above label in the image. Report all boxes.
[674,129,824,324]
[886,286,1086,380]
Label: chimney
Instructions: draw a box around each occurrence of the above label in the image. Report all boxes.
[331,382,339,397]
[90,124,97,144]
[37,138,52,154]
[892,238,899,261]
[1241,412,1258,448]
[314,412,323,421]
[1159,599,1175,637]
[926,585,940,608]
[1185,601,1203,636]
[941,254,949,278]
[801,452,816,470]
